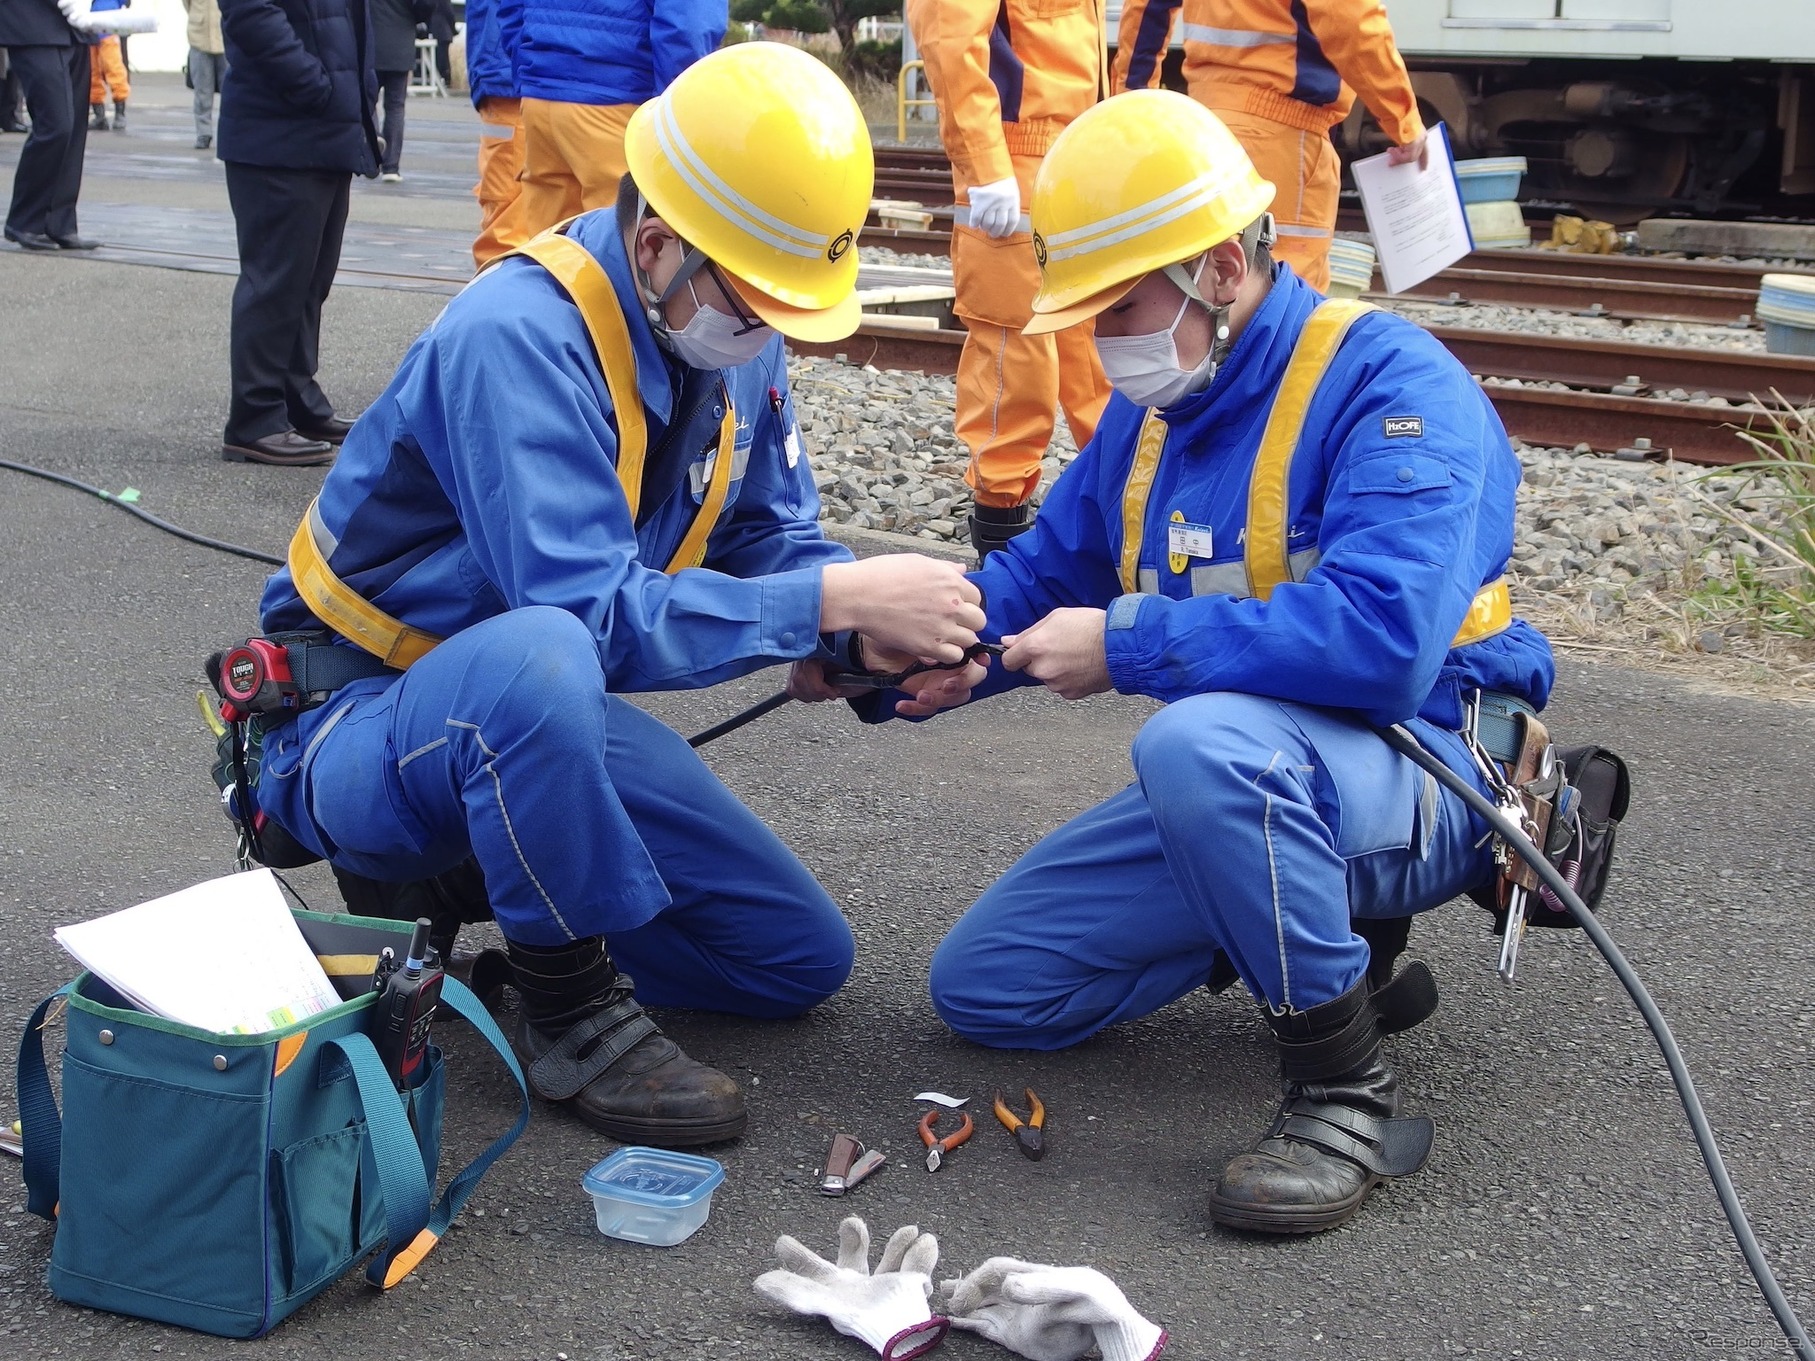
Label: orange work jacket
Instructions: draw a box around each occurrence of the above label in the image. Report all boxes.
[906,0,1107,190]
[1112,0,1423,143]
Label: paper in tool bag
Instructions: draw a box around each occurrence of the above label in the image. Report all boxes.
[54,868,341,1033]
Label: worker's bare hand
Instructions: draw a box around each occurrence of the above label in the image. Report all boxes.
[893,656,988,718]
[1001,608,1111,702]
[820,556,984,665]
[787,659,871,703]
[1386,133,1430,170]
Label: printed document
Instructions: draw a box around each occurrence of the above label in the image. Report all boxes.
[1350,124,1473,294]
[55,869,342,1034]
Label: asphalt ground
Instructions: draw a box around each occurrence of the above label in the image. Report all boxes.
[3,75,1815,1361]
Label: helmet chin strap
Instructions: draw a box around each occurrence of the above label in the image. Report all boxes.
[633,195,711,335]
[1160,212,1277,372]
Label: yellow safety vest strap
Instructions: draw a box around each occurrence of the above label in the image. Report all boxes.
[1453,577,1511,647]
[1119,410,1169,593]
[288,503,443,669]
[511,230,651,521]
[1244,298,1376,601]
[666,410,740,572]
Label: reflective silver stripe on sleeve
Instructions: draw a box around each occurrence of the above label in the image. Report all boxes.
[1180,23,1294,45]
[1275,222,1336,239]
[1137,567,1161,595]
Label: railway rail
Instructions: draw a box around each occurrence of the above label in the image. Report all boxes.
[793,316,1815,467]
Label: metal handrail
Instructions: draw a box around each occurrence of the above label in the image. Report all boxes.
[897,60,934,142]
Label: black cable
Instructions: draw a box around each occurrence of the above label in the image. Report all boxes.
[0,458,284,566]
[1378,723,1812,1361]
[687,690,793,747]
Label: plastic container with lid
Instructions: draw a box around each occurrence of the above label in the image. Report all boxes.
[1757,272,1815,356]
[582,1146,725,1246]
[1464,199,1532,250]
[1453,156,1527,205]
[1327,237,1377,299]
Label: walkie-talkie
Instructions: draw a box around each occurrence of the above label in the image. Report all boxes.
[371,918,443,1090]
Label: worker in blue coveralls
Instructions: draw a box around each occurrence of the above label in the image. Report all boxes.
[828,90,1556,1233]
[245,44,987,1148]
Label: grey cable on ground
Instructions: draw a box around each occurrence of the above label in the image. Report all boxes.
[1377,723,1811,1361]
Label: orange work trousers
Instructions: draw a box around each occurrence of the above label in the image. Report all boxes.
[1208,106,1339,293]
[472,96,535,270]
[952,154,1110,509]
[89,37,128,105]
[519,97,636,238]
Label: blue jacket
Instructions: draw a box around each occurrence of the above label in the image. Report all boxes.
[217,0,379,173]
[463,0,518,105]
[962,267,1555,730]
[515,0,724,106]
[260,209,850,693]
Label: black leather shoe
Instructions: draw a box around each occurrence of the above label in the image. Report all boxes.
[1209,978,1433,1235]
[294,415,355,445]
[507,937,747,1146]
[4,227,59,251]
[53,234,99,251]
[221,430,336,466]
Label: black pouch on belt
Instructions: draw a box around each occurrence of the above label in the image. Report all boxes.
[1523,743,1631,928]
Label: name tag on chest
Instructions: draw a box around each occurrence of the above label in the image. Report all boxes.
[1167,520,1215,563]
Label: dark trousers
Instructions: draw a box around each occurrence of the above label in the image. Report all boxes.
[223,161,349,444]
[4,44,90,239]
[377,68,406,173]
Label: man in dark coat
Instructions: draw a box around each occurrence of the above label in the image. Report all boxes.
[1,0,98,250]
[217,0,379,464]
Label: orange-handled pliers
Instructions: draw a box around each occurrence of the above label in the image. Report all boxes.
[993,1088,1047,1161]
[918,1109,974,1172]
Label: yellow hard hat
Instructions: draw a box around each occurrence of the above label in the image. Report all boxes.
[624,42,874,343]
[1024,90,1276,336]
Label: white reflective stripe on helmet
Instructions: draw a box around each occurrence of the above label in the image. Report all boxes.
[1180,23,1293,46]
[653,96,824,260]
[1041,168,1252,264]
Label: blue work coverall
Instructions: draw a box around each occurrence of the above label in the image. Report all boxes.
[923,267,1556,1048]
[256,211,855,1018]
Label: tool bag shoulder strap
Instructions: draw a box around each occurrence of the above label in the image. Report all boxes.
[287,225,739,671]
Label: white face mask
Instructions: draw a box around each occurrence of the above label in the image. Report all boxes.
[664,280,774,370]
[1092,258,1224,408]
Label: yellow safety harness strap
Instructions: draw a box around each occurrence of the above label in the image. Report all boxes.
[287,505,443,669]
[512,229,652,520]
[1115,295,1513,650]
[288,229,741,670]
[1119,410,1169,593]
[1244,297,1376,600]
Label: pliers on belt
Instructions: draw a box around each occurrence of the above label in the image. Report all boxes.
[918,1109,974,1172]
[993,1088,1047,1161]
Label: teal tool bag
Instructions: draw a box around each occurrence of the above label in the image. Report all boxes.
[14,909,530,1338]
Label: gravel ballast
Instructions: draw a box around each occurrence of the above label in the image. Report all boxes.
[785,352,1814,689]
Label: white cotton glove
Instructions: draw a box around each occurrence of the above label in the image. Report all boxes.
[966,176,1022,238]
[937,1259,1167,1361]
[754,1217,949,1360]
[56,0,92,22]
[71,9,157,33]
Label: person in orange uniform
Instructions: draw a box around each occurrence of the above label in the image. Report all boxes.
[1112,0,1427,292]
[905,0,1112,559]
[464,0,531,269]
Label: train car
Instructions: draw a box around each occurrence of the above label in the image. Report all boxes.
[1106,0,1815,219]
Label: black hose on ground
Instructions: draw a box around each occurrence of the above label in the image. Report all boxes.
[1377,723,1811,1361]
[0,458,284,567]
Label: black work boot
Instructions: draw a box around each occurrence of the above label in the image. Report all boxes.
[112,99,126,131]
[968,501,1032,561]
[1351,915,1439,1034]
[1209,977,1433,1235]
[507,936,747,1146]
[89,102,107,131]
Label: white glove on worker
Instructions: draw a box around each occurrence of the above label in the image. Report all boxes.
[754,1217,948,1359]
[55,0,157,34]
[966,176,1023,238]
[938,1259,1168,1361]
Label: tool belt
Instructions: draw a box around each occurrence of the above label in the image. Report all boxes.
[202,630,399,871]
[1463,689,1631,935]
